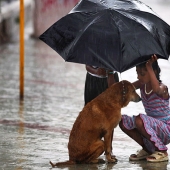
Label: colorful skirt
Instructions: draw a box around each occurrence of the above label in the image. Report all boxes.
[122,114,170,152]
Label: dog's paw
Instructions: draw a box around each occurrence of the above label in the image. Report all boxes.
[106,154,118,163]
[89,158,105,164]
[107,157,118,164]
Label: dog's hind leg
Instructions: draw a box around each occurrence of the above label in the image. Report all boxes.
[85,140,105,164]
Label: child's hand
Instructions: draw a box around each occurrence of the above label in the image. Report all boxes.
[146,54,158,69]
[96,68,107,76]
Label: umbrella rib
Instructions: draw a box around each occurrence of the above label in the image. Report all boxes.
[88,48,115,70]
[65,16,102,61]
[111,22,122,72]
[66,11,109,62]
[113,9,167,57]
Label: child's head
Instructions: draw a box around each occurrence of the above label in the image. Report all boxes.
[136,60,161,84]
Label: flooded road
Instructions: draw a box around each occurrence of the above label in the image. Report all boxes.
[0,0,170,169]
[0,40,170,170]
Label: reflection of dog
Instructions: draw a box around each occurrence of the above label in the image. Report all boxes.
[50,80,141,167]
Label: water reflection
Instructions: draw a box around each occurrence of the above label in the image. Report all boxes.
[130,160,168,170]
[49,162,116,170]
[16,100,25,170]
[142,161,168,170]
[18,101,24,135]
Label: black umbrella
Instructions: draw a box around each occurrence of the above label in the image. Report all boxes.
[39,0,170,72]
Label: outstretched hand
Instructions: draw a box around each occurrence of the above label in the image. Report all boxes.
[146,54,158,69]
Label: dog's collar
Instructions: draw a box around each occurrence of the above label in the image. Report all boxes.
[122,81,126,102]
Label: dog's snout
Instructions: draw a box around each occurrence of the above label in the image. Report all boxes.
[131,90,141,103]
[133,95,141,102]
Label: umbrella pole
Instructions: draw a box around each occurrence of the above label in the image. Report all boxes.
[20,0,24,100]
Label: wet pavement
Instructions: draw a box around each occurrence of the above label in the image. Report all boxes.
[0,0,170,170]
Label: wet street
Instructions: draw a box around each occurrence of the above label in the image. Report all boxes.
[0,0,170,169]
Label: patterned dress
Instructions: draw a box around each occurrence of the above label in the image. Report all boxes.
[121,84,170,153]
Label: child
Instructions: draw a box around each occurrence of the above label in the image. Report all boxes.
[119,54,170,162]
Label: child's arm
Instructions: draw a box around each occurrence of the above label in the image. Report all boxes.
[85,65,107,77]
[85,65,116,87]
[146,55,169,99]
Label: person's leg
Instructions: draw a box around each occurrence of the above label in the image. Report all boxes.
[135,115,151,139]
[119,120,149,153]
[135,115,168,160]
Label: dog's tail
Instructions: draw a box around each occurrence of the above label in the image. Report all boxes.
[49,160,75,167]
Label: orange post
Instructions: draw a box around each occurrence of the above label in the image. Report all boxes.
[20,0,24,100]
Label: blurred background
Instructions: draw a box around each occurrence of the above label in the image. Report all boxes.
[0,0,170,44]
[0,0,80,44]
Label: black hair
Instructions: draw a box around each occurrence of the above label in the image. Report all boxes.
[137,60,161,82]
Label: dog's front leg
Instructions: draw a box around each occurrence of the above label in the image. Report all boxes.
[104,131,117,163]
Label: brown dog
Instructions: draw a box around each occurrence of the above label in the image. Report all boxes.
[50,80,141,167]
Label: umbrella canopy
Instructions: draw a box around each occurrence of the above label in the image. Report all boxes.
[39,0,170,72]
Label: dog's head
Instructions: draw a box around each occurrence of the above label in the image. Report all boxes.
[116,80,141,107]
